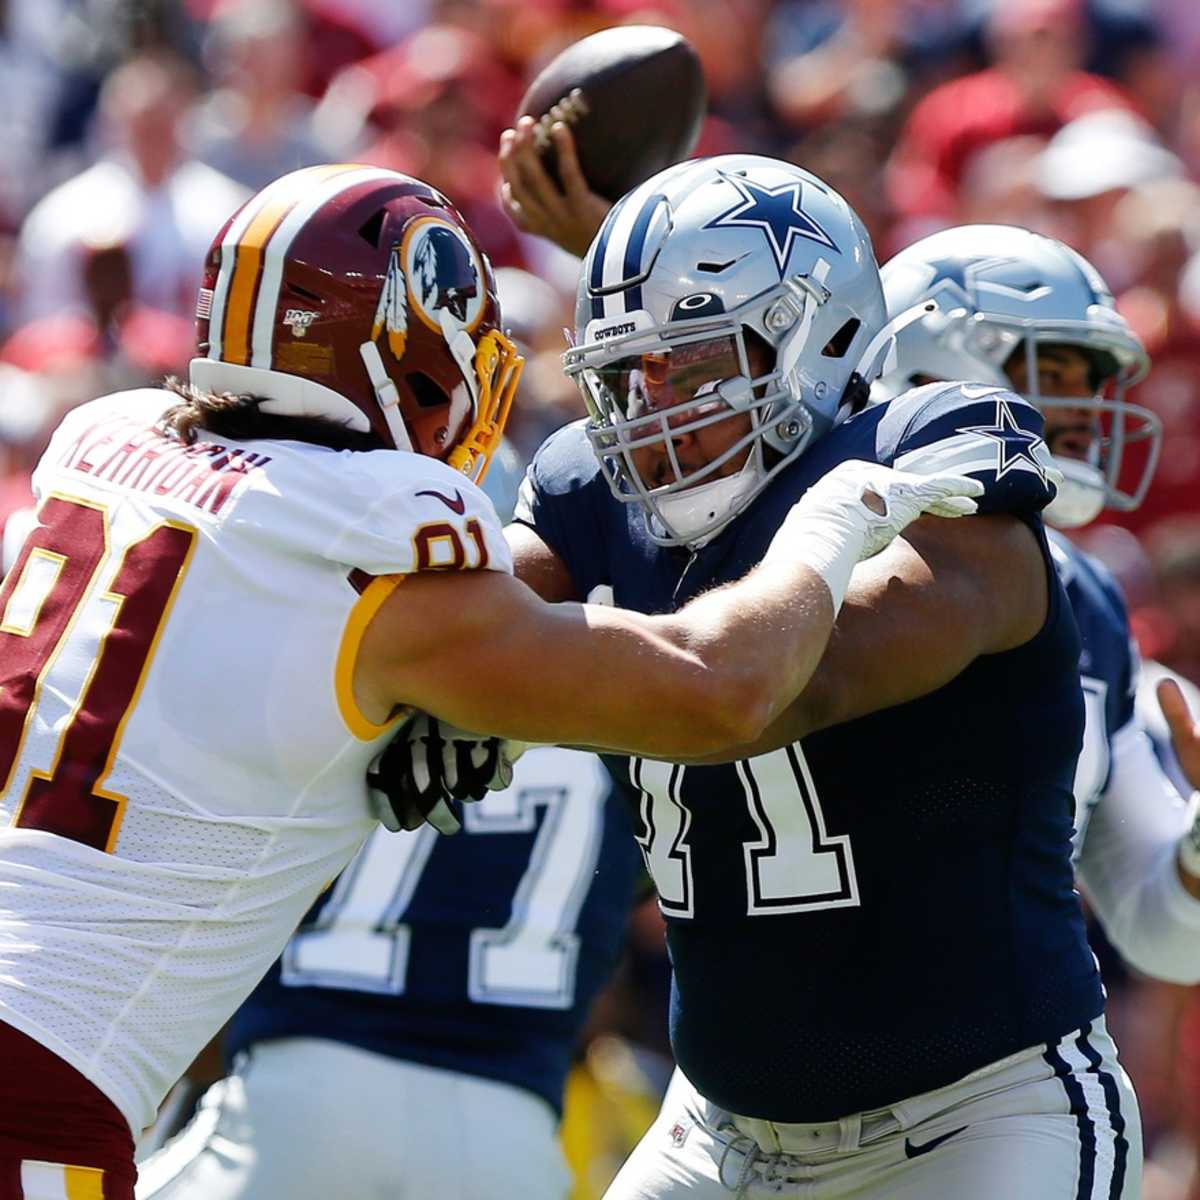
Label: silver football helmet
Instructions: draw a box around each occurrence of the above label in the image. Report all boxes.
[564,154,890,547]
[877,224,1159,528]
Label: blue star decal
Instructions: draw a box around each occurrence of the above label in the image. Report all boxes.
[924,255,1014,304]
[703,173,837,275]
[960,397,1050,484]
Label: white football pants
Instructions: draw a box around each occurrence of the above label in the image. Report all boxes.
[604,1018,1141,1200]
[135,1038,572,1200]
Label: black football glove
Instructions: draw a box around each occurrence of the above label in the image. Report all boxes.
[367,714,520,835]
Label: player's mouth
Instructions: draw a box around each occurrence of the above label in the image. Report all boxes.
[1045,423,1097,462]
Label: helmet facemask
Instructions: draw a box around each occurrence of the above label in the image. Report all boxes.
[567,274,834,548]
[878,224,1162,528]
[967,318,1159,527]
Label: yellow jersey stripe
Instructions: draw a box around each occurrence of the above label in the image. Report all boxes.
[19,1160,104,1200]
[64,1165,105,1200]
[335,574,409,741]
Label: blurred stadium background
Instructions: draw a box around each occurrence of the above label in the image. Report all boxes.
[1,0,1198,1195]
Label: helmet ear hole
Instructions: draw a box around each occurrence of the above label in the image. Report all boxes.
[840,372,871,416]
[742,328,775,374]
[406,372,450,408]
[358,211,386,249]
[822,318,861,358]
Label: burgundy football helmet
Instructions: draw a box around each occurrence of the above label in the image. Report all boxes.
[189,164,521,479]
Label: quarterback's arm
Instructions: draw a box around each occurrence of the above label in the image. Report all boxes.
[1076,721,1200,984]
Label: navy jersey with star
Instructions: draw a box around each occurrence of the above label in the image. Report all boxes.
[515,382,1100,1122]
[1048,531,1139,848]
[226,747,643,1116]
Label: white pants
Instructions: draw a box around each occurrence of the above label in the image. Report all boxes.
[604,1019,1142,1199]
[135,1038,572,1200]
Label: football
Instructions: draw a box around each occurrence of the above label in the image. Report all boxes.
[517,25,707,202]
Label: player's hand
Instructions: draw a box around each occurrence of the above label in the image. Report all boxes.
[498,116,612,257]
[367,714,524,836]
[1159,677,1200,793]
[772,460,984,565]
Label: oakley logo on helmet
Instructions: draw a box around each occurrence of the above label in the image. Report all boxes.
[403,217,484,333]
[670,292,725,320]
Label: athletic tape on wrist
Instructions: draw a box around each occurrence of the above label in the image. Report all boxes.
[764,514,866,614]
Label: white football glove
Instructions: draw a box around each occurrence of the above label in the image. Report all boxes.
[766,460,985,610]
[367,713,527,836]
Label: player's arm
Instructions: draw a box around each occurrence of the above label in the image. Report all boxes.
[1076,719,1200,984]
[683,509,1049,761]
[1159,677,1200,899]
[498,118,611,257]
[355,462,980,760]
[504,519,580,602]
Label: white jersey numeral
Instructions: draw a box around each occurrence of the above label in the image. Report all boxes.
[738,746,858,913]
[631,758,694,916]
[633,744,858,917]
[281,748,607,1008]
[466,762,605,1008]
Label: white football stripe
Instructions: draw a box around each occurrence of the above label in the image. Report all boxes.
[596,160,712,318]
[1055,1031,1124,1200]
[250,167,400,368]
[597,177,662,318]
[208,180,273,360]
[894,433,1000,477]
[20,1161,69,1200]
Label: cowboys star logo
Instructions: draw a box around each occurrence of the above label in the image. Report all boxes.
[703,173,838,275]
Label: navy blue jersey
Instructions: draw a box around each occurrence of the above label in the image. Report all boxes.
[227,748,643,1116]
[1048,530,1139,847]
[515,383,1101,1122]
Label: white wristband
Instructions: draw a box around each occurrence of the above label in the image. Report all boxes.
[763,511,867,615]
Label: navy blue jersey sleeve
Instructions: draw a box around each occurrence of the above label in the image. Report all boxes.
[512,419,611,601]
[875,383,1058,517]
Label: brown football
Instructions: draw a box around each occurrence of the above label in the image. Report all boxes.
[517,25,707,203]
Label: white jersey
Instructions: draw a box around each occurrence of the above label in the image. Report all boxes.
[0,388,511,1134]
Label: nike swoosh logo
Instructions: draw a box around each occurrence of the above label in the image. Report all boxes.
[959,383,1002,400]
[415,488,466,515]
[904,1126,968,1159]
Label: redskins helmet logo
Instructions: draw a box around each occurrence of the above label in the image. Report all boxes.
[402,216,484,334]
[371,246,409,360]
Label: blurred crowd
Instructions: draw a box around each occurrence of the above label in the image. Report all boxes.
[0,0,1198,1195]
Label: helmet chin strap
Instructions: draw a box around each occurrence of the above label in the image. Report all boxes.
[440,308,481,408]
[653,454,766,548]
[1044,456,1106,529]
[359,340,414,452]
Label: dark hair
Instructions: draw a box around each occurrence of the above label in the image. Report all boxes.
[160,377,386,451]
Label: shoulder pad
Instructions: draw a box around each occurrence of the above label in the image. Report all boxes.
[877,382,1059,518]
